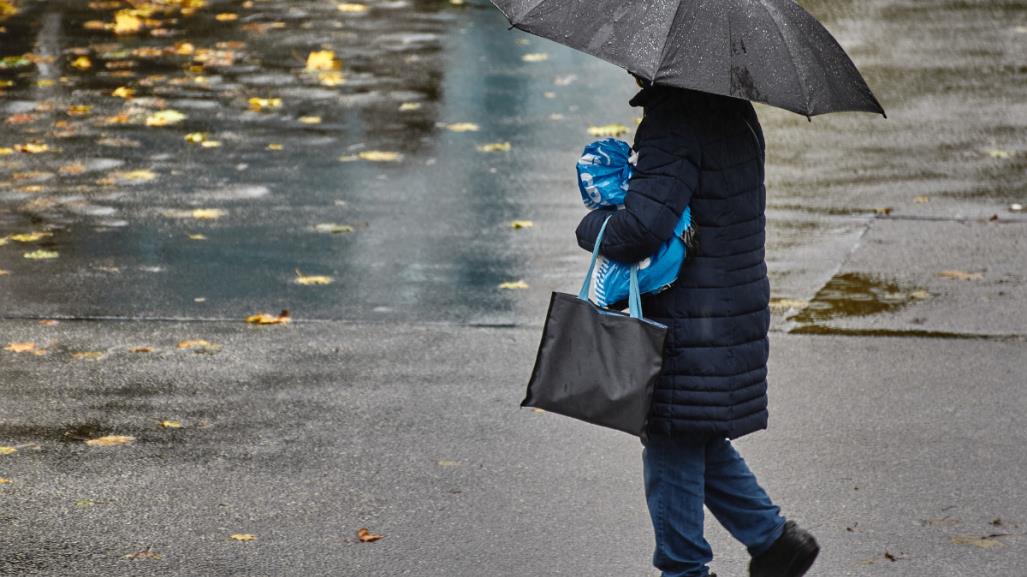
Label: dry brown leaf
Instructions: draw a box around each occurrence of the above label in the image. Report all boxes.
[245,310,291,325]
[129,346,155,353]
[939,270,984,281]
[356,528,383,542]
[84,435,136,447]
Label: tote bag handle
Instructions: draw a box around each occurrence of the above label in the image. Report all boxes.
[577,215,644,319]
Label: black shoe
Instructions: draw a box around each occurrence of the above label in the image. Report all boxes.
[749,521,820,577]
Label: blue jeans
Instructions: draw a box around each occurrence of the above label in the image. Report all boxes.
[642,434,786,577]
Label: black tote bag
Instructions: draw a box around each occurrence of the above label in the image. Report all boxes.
[522,216,668,437]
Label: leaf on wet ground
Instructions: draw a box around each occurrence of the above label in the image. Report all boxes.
[145,109,186,127]
[184,132,221,147]
[295,271,333,285]
[215,12,239,22]
[248,97,282,112]
[230,533,256,542]
[67,104,93,117]
[191,208,225,220]
[510,220,533,229]
[0,269,8,276]
[437,459,459,467]
[113,10,143,35]
[7,231,52,243]
[0,478,11,484]
[299,116,322,124]
[246,310,291,325]
[112,86,135,99]
[71,351,106,361]
[24,250,59,260]
[75,498,95,507]
[587,124,629,137]
[177,339,219,351]
[129,346,155,353]
[266,143,284,151]
[499,280,529,290]
[0,446,16,455]
[951,534,1007,549]
[355,151,401,162]
[306,50,341,71]
[478,142,511,153]
[84,435,136,447]
[446,122,479,132]
[14,142,50,154]
[939,270,984,281]
[188,233,207,240]
[522,53,549,62]
[874,207,893,216]
[106,169,157,184]
[337,3,369,13]
[315,223,355,234]
[398,102,421,112]
[356,528,383,542]
[984,149,1010,159]
[159,420,183,429]
[71,56,92,70]
[913,195,929,204]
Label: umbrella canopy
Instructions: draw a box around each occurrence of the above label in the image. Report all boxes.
[491,0,885,117]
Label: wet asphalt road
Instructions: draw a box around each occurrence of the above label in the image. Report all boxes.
[1,0,1026,576]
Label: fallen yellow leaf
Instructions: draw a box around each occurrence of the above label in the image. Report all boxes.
[129,346,154,353]
[84,435,136,447]
[71,351,106,361]
[191,208,225,220]
[337,3,368,12]
[357,150,401,162]
[110,169,157,183]
[913,195,929,203]
[248,97,282,112]
[266,143,284,151]
[8,231,52,243]
[522,53,549,62]
[112,86,135,99]
[398,102,421,112]
[188,233,207,240]
[230,533,256,542]
[510,220,533,229]
[215,12,238,21]
[317,70,345,86]
[499,280,529,290]
[874,207,893,216]
[587,124,629,137]
[159,420,183,429]
[446,122,479,132]
[71,56,92,70]
[145,109,186,126]
[985,149,1010,159]
[0,269,9,276]
[184,132,208,143]
[299,115,322,124]
[24,250,59,260]
[769,298,808,313]
[939,270,984,281]
[356,528,383,542]
[295,272,333,285]
[67,104,92,116]
[0,478,11,484]
[306,50,340,71]
[14,142,49,154]
[245,310,291,325]
[113,10,142,35]
[0,446,16,456]
[314,223,354,234]
[177,339,217,350]
[478,142,511,153]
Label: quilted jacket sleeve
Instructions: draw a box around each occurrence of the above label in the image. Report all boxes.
[575,114,701,263]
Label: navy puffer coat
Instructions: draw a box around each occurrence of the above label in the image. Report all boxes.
[576,85,769,440]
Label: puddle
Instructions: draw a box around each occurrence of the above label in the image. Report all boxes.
[789,272,929,324]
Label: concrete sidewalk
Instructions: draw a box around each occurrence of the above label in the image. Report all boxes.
[1,319,1024,576]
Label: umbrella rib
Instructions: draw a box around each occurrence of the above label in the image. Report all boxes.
[758,0,811,115]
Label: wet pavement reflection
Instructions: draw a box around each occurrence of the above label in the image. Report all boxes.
[0,0,1023,328]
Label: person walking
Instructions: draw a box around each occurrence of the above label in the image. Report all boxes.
[574,78,820,577]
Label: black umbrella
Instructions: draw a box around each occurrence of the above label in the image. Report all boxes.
[490,0,885,117]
